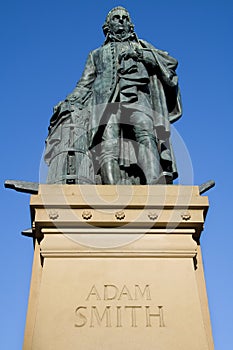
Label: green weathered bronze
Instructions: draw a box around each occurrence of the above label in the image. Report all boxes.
[44,6,182,185]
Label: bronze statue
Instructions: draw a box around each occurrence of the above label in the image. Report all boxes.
[44,6,182,185]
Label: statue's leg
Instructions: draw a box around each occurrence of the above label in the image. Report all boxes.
[131,111,161,184]
[99,114,121,184]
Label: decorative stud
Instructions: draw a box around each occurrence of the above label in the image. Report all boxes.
[148,212,158,221]
[181,211,191,221]
[115,210,125,220]
[82,210,92,220]
[48,210,59,220]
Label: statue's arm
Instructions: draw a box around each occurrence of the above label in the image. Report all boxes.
[49,52,96,129]
[65,52,96,104]
[138,41,179,87]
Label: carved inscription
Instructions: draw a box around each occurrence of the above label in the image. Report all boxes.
[75,284,165,328]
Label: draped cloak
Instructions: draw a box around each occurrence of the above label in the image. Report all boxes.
[44,39,182,184]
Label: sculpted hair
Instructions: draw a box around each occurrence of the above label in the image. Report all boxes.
[102,6,135,37]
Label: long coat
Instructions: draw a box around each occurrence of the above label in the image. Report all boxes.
[45,39,182,183]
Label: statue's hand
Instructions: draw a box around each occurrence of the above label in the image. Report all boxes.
[65,94,78,103]
[53,100,64,113]
[118,49,140,63]
[53,100,72,116]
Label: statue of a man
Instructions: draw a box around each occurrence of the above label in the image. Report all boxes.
[44,6,182,185]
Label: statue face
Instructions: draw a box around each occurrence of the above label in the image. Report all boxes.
[108,9,131,36]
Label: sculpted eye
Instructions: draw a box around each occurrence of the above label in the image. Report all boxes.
[112,15,120,21]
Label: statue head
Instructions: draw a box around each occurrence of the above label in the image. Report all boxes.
[102,6,135,40]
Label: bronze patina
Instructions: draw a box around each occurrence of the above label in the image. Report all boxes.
[44,7,182,185]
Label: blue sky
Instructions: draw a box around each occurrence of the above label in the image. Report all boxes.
[1,1,232,349]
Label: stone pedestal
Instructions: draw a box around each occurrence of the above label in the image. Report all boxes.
[23,185,214,350]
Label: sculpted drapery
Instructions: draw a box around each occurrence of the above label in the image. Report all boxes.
[44,7,182,185]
